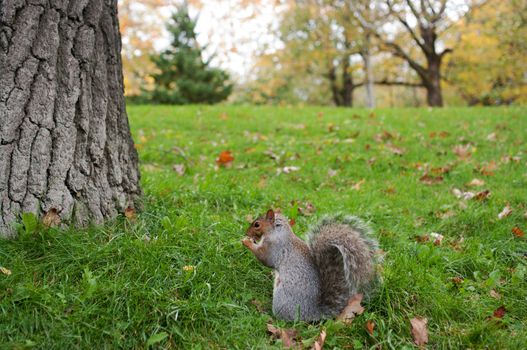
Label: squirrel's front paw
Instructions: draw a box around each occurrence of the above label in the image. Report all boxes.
[241,237,253,248]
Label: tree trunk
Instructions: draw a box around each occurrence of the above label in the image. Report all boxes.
[363,34,375,108]
[425,56,444,107]
[341,56,353,107]
[0,0,141,238]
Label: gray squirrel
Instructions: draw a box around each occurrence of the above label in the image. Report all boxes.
[242,209,379,321]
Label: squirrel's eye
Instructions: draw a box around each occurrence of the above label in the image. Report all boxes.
[254,222,260,228]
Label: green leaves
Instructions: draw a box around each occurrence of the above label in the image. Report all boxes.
[146,332,168,347]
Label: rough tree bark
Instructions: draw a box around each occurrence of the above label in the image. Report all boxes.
[0,0,141,238]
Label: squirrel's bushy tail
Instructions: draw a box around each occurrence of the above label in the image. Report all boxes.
[307,214,379,317]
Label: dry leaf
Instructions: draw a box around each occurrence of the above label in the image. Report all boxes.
[289,218,296,226]
[0,267,12,276]
[352,179,366,191]
[124,207,137,221]
[337,293,365,323]
[431,166,451,175]
[467,178,485,187]
[386,143,405,155]
[430,232,444,246]
[173,164,185,176]
[474,190,491,201]
[264,149,279,160]
[278,166,300,174]
[42,208,61,227]
[489,289,501,299]
[374,130,394,142]
[451,277,463,285]
[478,161,498,176]
[327,169,338,178]
[250,299,266,313]
[512,227,524,238]
[312,330,326,350]
[267,323,299,349]
[219,112,229,120]
[498,204,512,219]
[410,317,428,346]
[486,132,497,141]
[453,144,472,159]
[419,173,443,185]
[216,151,234,167]
[182,265,194,272]
[365,320,375,335]
[437,210,456,219]
[453,188,475,200]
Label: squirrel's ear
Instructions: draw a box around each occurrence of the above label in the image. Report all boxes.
[266,209,275,223]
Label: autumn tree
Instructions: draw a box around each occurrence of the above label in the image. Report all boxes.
[148,5,232,104]
[445,0,527,105]
[0,0,141,238]
[351,0,478,107]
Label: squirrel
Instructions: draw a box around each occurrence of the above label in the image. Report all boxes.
[242,209,379,322]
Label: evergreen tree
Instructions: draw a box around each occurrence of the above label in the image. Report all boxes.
[149,5,232,104]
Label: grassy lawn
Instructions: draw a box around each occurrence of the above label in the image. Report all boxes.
[1,105,526,349]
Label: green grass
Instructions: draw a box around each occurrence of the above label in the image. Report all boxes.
[1,105,526,349]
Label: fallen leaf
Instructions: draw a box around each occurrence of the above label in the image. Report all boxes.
[352,179,366,191]
[486,132,497,141]
[478,161,498,176]
[410,317,428,346]
[430,232,444,246]
[415,234,430,243]
[267,323,299,349]
[498,204,512,219]
[298,203,316,216]
[278,166,300,174]
[431,166,451,175]
[264,149,279,160]
[419,173,443,185]
[386,143,406,155]
[337,293,365,323]
[490,289,501,299]
[219,112,229,120]
[437,210,456,219]
[216,151,234,167]
[474,190,491,201]
[0,267,12,276]
[124,207,137,221]
[172,164,185,176]
[365,320,375,335]
[374,130,395,142]
[467,178,485,187]
[42,208,61,227]
[327,169,338,178]
[451,277,463,284]
[182,265,194,272]
[453,144,472,160]
[491,306,506,319]
[512,227,524,238]
[312,330,326,350]
[452,188,475,200]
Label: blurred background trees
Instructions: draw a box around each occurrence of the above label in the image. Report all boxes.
[119,0,526,107]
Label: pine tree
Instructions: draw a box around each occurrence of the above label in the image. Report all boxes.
[149,5,232,104]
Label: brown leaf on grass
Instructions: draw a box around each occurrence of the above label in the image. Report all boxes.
[498,204,512,219]
[172,164,185,176]
[267,323,299,349]
[365,320,375,335]
[264,149,279,160]
[431,166,451,175]
[337,293,365,323]
[278,166,300,174]
[311,330,326,350]
[352,179,366,191]
[486,132,497,141]
[478,161,498,176]
[453,144,472,160]
[289,218,296,226]
[451,277,463,285]
[124,207,137,221]
[414,235,430,243]
[430,232,444,246]
[298,202,316,216]
[474,190,491,201]
[219,112,229,120]
[490,289,502,299]
[42,208,61,227]
[436,210,456,219]
[216,151,234,167]
[327,169,338,178]
[419,173,443,185]
[452,188,475,200]
[374,130,395,143]
[410,317,429,346]
[512,227,525,238]
[386,143,405,155]
[467,178,485,187]
[0,266,12,276]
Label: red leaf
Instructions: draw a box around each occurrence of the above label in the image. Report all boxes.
[365,320,375,335]
[216,150,234,167]
[512,227,524,238]
[492,306,506,319]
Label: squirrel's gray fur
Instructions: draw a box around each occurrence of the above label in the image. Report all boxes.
[243,211,380,321]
